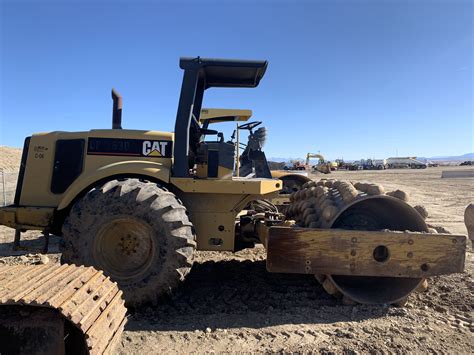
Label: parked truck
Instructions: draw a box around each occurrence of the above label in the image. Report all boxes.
[386,157,427,169]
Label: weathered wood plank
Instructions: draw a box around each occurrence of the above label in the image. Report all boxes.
[266,227,466,277]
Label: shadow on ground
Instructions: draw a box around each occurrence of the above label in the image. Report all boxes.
[127,259,390,332]
[0,233,61,256]
[0,235,391,330]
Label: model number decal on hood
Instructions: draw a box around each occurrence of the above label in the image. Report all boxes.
[87,138,172,158]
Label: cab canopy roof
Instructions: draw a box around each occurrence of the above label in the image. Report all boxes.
[179,57,267,88]
[199,108,252,124]
[174,56,268,177]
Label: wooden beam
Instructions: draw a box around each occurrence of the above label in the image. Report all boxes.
[266,227,466,277]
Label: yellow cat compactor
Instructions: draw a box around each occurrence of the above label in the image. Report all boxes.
[0,58,466,323]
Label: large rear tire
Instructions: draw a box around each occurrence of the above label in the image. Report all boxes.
[61,178,196,306]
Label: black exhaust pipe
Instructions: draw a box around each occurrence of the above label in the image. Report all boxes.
[112,88,122,129]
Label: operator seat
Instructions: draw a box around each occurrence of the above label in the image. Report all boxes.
[239,126,271,178]
[194,129,235,179]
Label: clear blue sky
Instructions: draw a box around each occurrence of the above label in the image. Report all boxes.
[1,0,472,160]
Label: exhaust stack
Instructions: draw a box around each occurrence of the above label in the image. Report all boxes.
[112,88,122,129]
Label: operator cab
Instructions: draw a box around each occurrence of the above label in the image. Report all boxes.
[174,57,270,179]
[197,109,271,179]
[194,108,249,179]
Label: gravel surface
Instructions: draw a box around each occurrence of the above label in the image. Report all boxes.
[2,238,471,354]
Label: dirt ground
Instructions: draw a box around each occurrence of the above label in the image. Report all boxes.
[0,146,21,171]
[0,159,473,353]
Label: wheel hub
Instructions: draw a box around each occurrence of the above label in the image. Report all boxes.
[118,235,140,255]
[94,217,155,280]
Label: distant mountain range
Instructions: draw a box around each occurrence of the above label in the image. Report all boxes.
[268,153,474,163]
[419,153,474,161]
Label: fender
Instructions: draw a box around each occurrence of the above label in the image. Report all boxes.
[57,160,171,210]
[270,171,311,184]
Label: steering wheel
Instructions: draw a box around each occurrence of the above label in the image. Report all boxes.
[238,121,262,130]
